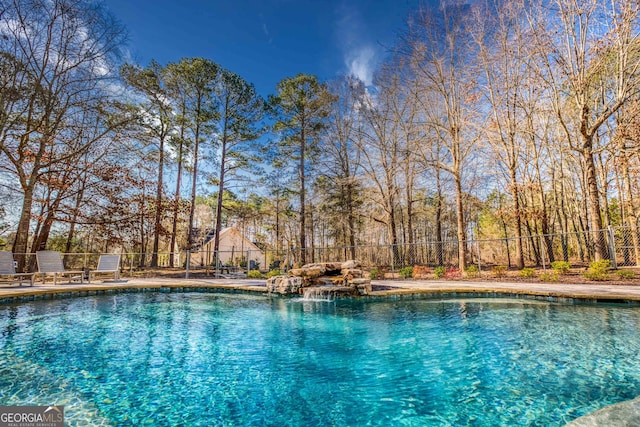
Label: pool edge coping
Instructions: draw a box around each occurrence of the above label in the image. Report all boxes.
[1,278,640,305]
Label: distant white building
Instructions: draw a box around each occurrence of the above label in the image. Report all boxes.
[191,226,265,270]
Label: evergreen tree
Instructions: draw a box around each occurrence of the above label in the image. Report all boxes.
[212,69,265,268]
[268,74,334,264]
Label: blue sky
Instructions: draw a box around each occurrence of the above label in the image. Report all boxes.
[105,0,423,96]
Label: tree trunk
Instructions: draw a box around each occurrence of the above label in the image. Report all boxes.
[187,99,202,250]
[309,206,315,263]
[406,189,415,266]
[30,210,56,258]
[509,168,524,269]
[65,174,87,254]
[213,121,229,271]
[150,136,165,267]
[139,201,147,268]
[621,148,640,266]
[13,185,36,272]
[299,122,306,265]
[435,168,444,266]
[169,137,184,267]
[346,181,357,260]
[389,203,400,267]
[275,196,281,253]
[454,174,466,271]
[582,136,606,260]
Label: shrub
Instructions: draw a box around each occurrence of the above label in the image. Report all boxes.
[399,266,414,279]
[369,268,380,280]
[413,265,430,277]
[247,270,262,279]
[551,261,571,275]
[265,269,282,279]
[465,264,480,278]
[268,260,281,270]
[444,267,462,279]
[616,269,635,280]
[583,260,611,281]
[539,272,559,282]
[519,267,536,278]
[434,266,446,279]
[493,265,507,278]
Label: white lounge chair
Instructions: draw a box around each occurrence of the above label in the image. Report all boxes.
[89,254,121,283]
[36,250,85,285]
[0,251,35,286]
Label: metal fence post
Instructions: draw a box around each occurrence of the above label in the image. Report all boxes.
[539,235,546,271]
[608,226,617,269]
[185,250,191,279]
[390,245,395,276]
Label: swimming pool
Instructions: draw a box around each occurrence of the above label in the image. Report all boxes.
[1,292,639,426]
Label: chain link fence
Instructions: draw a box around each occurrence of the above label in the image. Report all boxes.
[256,225,640,274]
[7,226,640,278]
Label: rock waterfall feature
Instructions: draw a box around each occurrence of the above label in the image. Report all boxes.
[266,260,371,296]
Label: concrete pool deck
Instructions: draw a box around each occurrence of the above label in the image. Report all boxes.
[1,276,640,303]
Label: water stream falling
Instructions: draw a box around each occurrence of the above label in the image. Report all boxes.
[300,286,335,302]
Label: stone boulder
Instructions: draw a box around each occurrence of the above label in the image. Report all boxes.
[295,262,343,276]
[341,268,363,279]
[350,278,372,294]
[266,275,304,295]
[289,264,326,279]
[322,262,344,274]
[341,260,362,270]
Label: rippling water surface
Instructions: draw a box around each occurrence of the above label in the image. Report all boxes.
[1,292,639,426]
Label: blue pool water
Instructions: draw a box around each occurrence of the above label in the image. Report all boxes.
[1,292,639,426]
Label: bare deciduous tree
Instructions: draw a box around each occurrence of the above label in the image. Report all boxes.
[528,0,640,260]
[0,0,125,269]
[406,2,482,270]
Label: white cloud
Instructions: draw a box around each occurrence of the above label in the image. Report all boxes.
[345,46,376,86]
[334,2,380,87]
[259,13,272,44]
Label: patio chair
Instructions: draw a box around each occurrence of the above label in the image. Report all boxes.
[89,254,121,283]
[36,250,84,285]
[0,251,35,286]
